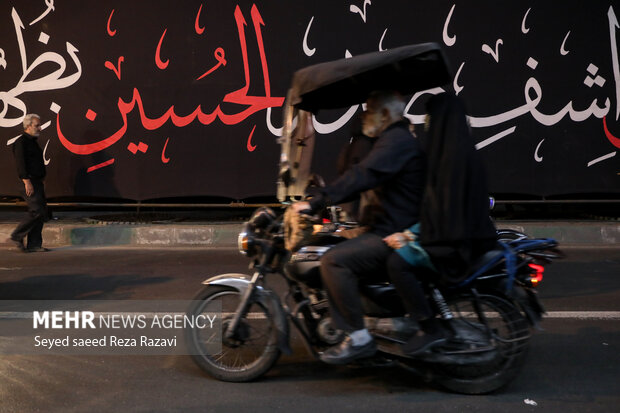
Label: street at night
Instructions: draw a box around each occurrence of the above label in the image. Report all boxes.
[1,246,618,412]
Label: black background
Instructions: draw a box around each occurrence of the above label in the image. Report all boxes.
[1,1,618,201]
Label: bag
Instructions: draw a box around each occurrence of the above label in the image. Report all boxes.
[395,223,436,270]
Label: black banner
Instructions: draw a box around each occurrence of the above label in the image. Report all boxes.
[1,1,619,200]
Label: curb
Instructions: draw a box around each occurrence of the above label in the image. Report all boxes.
[1,220,619,248]
[0,222,242,248]
[498,221,620,246]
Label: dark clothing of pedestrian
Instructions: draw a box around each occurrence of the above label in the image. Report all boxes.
[13,133,46,181]
[11,133,48,250]
[310,120,425,332]
[12,179,47,249]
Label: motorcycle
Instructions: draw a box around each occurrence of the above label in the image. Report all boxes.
[186,207,560,394]
[186,43,562,393]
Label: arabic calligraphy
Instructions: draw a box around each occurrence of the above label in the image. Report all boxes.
[104,56,124,80]
[155,29,169,70]
[521,8,531,34]
[195,4,205,35]
[443,4,456,47]
[43,139,51,165]
[29,0,55,26]
[303,17,316,56]
[161,138,171,163]
[350,0,371,23]
[482,39,503,63]
[587,151,616,167]
[560,31,571,55]
[534,139,544,162]
[106,9,116,37]
[54,3,284,166]
[1,1,619,198]
[247,125,257,152]
[1,7,82,132]
[196,48,226,80]
[608,6,620,121]
[379,28,387,51]
[87,158,115,173]
[453,62,465,95]
[127,142,148,155]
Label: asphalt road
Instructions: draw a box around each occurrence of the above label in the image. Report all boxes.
[0,246,619,413]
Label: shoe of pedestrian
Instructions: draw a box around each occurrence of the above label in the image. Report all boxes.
[8,237,26,252]
[27,247,50,253]
[401,329,447,356]
[319,335,377,365]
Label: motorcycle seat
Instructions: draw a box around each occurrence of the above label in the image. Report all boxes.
[467,248,504,276]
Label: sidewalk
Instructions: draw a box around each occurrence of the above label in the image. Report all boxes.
[0,211,619,248]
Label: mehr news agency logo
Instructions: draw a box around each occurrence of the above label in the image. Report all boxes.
[32,310,217,350]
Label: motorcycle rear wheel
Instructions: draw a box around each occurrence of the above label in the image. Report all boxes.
[186,285,281,382]
[434,292,530,394]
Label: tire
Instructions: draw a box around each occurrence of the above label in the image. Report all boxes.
[186,285,281,382]
[434,292,530,394]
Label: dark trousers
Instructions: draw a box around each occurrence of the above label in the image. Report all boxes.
[320,232,392,332]
[11,180,47,249]
[386,252,434,320]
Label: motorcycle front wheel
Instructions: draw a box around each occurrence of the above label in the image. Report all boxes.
[186,285,281,382]
[434,292,531,394]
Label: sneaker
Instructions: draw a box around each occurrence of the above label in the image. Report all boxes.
[319,335,377,365]
[402,329,447,356]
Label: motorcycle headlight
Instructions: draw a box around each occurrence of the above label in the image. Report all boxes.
[238,231,249,255]
[238,223,256,256]
[237,223,256,257]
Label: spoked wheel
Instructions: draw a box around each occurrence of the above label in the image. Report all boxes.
[434,292,531,394]
[186,285,281,382]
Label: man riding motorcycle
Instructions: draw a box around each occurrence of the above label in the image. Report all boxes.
[292,89,426,364]
[188,45,558,393]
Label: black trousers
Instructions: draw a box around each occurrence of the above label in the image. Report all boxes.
[386,252,434,320]
[320,232,392,332]
[11,179,47,249]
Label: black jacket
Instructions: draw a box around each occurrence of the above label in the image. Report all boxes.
[309,120,425,236]
[12,133,46,180]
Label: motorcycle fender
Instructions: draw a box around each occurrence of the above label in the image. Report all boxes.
[511,287,545,330]
[202,273,251,289]
[201,273,292,355]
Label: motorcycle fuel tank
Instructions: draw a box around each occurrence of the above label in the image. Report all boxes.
[284,246,332,288]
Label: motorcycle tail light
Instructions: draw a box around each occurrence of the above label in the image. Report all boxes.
[527,263,544,286]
